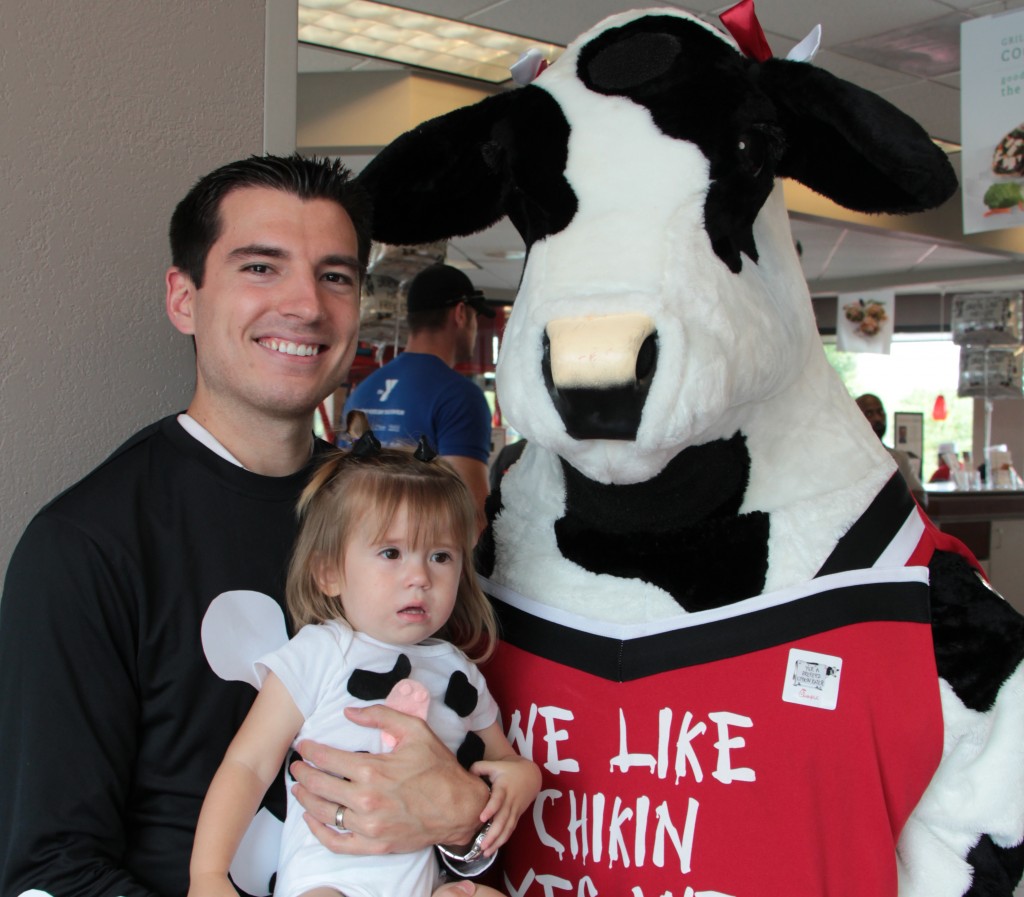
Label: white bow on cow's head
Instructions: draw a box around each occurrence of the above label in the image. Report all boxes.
[359,7,955,487]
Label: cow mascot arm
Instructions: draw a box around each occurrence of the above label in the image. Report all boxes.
[357,8,1024,896]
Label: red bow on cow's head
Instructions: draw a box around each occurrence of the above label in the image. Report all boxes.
[720,0,773,62]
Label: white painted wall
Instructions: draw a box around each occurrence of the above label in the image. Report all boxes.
[0,2,268,583]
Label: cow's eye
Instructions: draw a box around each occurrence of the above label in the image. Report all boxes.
[737,130,767,177]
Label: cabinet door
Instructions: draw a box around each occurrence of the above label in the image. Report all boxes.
[989,519,1024,615]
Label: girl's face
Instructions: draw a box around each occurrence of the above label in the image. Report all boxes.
[315,501,462,645]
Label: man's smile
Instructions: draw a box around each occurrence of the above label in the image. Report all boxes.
[256,337,323,357]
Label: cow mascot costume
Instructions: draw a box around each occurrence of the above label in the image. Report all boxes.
[356,4,1024,895]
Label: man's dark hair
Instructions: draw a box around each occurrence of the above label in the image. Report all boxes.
[169,154,373,288]
[407,306,453,334]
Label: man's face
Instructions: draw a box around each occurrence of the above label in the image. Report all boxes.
[168,186,361,426]
[856,395,887,440]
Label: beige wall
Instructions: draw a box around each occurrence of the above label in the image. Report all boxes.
[0,2,269,582]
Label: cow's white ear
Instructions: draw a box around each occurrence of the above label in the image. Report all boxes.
[785,25,821,62]
[511,48,549,85]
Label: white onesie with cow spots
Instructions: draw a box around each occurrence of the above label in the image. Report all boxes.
[256,619,498,897]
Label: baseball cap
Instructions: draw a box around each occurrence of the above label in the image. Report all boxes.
[406,264,496,318]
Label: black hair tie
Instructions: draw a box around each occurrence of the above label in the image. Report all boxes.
[351,429,382,458]
[414,435,438,462]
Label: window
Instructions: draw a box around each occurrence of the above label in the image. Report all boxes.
[822,336,973,481]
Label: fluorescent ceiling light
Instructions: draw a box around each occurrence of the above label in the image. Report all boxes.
[299,0,564,83]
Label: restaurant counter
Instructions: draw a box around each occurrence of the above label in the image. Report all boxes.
[925,487,1024,613]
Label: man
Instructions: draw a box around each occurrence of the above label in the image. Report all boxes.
[346,264,494,531]
[0,156,488,897]
[855,392,928,506]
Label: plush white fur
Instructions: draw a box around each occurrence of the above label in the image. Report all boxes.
[898,664,1024,896]
[492,352,897,622]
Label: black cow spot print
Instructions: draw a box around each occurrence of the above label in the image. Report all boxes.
[456,731,485,769]
[444,670,479,717]
[347,654,412,700]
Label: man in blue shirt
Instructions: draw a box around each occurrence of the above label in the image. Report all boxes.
[348,264,494,531]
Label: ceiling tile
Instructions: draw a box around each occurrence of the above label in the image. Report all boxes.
[831,11,968,78]
[726,0,954,45]
[813,49,921,92]
[299,43,400,72]
[875,78,962,144]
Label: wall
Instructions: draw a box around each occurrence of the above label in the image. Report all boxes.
[298,69,496,154]
[975,395,1024,476]
[0,2,268,583]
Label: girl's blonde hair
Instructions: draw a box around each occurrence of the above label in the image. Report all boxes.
[286,444,497,662]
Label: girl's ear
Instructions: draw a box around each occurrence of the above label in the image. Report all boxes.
[312,553,343,598]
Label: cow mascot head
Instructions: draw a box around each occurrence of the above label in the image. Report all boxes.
[356,6,1024,896]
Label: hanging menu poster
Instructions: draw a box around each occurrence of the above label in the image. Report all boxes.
[961,9,1024,234]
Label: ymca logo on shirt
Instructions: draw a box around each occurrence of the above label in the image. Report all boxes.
[377,379,399,402]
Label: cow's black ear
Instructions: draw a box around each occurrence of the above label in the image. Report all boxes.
[357,85,576,248]
[756,58,957,214]
[357,91,517,246]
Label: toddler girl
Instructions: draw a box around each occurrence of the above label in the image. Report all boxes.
[189,435,539,897]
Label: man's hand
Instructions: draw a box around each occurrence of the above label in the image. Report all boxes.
[289,704,489,855]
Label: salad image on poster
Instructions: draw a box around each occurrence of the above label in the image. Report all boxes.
[983,122,1024,217]
[961,9,1024,234]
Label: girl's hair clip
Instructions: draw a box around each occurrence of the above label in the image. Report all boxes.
[414,435,438,462]
[351,428,382,458]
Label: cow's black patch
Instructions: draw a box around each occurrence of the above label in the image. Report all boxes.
[456,731,485,770]
[554,433,769,610]
[929,550,1024,713]
[444,671,479,718]
[583,30,681,89]
[475,488,501,578]
[492,86,578,249]
[578,15,784,274]
[965,834,1024,896]
[347,654,412,700]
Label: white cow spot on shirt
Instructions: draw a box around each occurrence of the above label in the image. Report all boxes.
[201,590,289,688]
[232,806,283,896]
